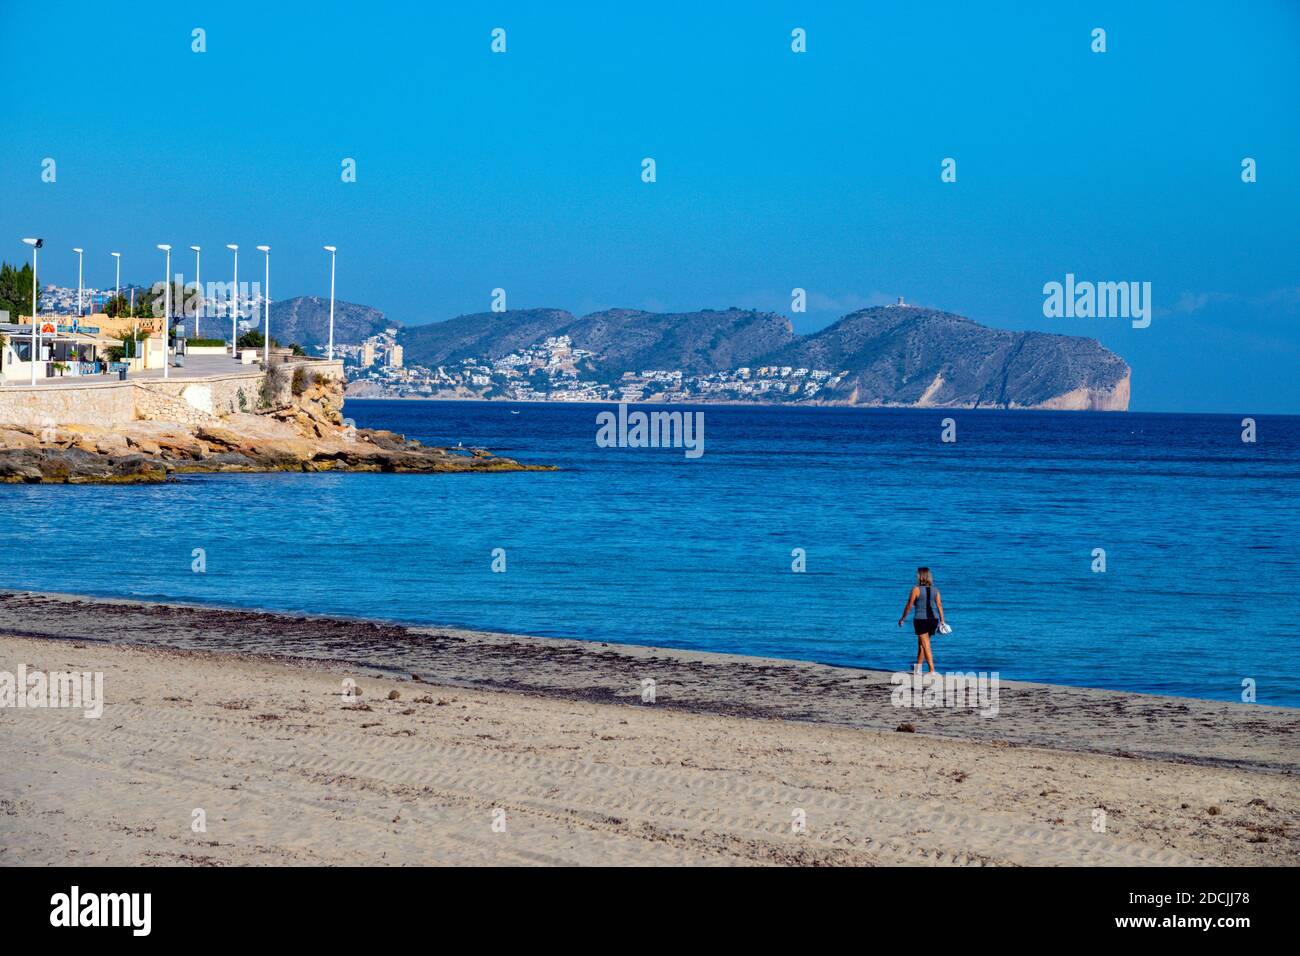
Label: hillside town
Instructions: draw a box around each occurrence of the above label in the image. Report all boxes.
[341,331,850,403]
[6,279,851,404]
[35,283,266,330]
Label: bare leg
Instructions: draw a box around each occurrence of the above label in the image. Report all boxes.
[914,638,924,673]
[919,633,935,673]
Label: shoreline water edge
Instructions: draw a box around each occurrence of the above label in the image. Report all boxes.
[3,590,1295,772]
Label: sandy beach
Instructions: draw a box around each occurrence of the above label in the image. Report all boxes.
[1,593,1296,866]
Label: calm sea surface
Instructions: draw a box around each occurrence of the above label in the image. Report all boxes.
[3,401,1297,706]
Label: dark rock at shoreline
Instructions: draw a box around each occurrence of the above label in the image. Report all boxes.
[0,430,552,484]
[0,447,168,484]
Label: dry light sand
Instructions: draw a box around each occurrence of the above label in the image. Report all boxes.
[2,633,1296,867]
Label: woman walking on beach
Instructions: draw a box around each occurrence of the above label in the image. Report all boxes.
[898,567,945,676]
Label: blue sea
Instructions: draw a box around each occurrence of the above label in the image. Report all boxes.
[3,402,1297,706]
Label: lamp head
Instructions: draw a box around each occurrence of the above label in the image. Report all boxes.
[226,243,238,251]
[190,245,201,252]
[73,247,84,254]
[157,244,172,252]
[22,237,43,248]
[111,251,121,258]
[256,245,270,253]
[323,245,337,253]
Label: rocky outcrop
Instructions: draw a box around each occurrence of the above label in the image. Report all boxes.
[0,446,168,483]
[1024,370,1130,411]
[760,305,1131,410]
[0,367,552,484]
[0,420,549,484]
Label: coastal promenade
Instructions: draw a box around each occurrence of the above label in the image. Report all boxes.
[0,356,344,430]
[0,357,545,482]
[1,353,253,388]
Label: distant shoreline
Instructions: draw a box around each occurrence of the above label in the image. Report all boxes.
[342,395,1300,417]
[344,394,1131,412]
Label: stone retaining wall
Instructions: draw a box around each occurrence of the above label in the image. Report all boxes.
[0,381,138,429]
[136,372,265,421]
[0,359,345,428]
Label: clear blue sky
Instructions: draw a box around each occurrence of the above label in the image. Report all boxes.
[2,0,1297,412]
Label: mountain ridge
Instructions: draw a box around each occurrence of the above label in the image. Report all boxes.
[275,297,1131,410]
[266,296,392,348]
[758,305,1130,410]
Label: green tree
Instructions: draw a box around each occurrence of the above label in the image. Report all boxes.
[104,292,130,317]
[107,286,155,319]
[237,329,280,349]
[0,261,42,322]
[116,328,149,358]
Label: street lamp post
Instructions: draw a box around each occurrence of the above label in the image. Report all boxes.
[73,247,84,318]
[21,238,42,385]
[256,245,270,366]
[226,244,239,358]
[157,244,172,378]
[110,252,121,313]
[190,245,202,338]
[323,245,337,361]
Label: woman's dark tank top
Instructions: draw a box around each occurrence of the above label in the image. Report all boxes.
[914,586,938,620]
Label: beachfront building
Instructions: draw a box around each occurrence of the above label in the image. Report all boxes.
[13,311,164,342]
[0,320,123,382]
[0,322,41,382]
[1,312,168,382]
[70,311,166,341]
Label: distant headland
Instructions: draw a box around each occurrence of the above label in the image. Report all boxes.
[294,298,1130,411]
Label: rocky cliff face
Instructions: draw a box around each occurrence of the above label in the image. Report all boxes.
[760,306,1131,410]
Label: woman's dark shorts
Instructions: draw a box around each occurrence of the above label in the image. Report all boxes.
[914,617,940,636]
